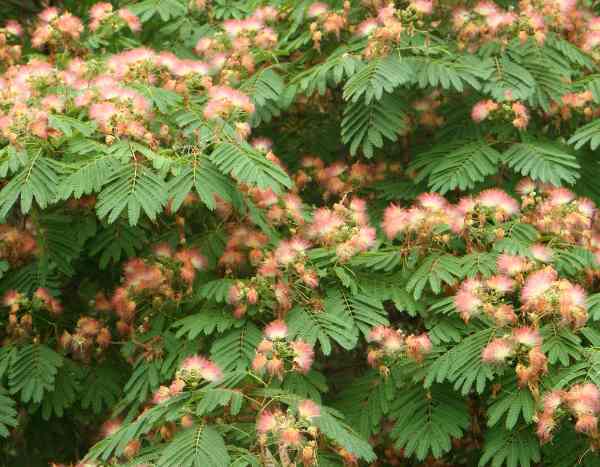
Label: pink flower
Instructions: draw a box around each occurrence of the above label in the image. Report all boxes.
[497,253,527,276]
[118,8,141,32]
[471,100,498,123]
[382,204,407,239]
[307,2,329,18]
[257,411,278,433]
[530,244,553,263]
[281,427,302,446]
[482,338,514,364]
[405,334,432,362]
[298,400,321,420]
[521,268,557,304]
[565,383,600,416]
[264,320,288,340]
[575,414,598,434]
[486,275,515,293]
[410,0,434,15]
[180,355,223,383]
[5,20,23,37]
[512,326,542,347]
[356,18,378,37]
[292,340,314,373]
[477,189,519,218]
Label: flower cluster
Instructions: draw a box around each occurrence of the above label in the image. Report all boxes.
[383,192,459,249]
[471,99,530,129]
[0,223,37,265]
[482,326,548,387]
[537,383,600,447]
[256,399,321,466]
[294,156,397,200]
[305,197,376,261]
[454,275,517,324]
[1,289,62,343]
[149,355,222,406]
[0,20,22,68]
[366,325,432,373]
[59,316,111,363]
[307,2,350,51]
[252,320,315,378]
[109,246,207,335]
[31,7,84,50]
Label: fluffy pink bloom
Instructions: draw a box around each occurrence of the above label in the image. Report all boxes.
[477,189,519,217]
[356,18,379,37]
[55,13,84,39]
[543,391,564,414]
[512,326,542,347]
[180,355,223,383]
[471,100,498,122]
[5,20,23,37]
[367,325,388,343]
[310,208,344,239]
[281,427,302,446]
[547,187,575,206]
[264,320,288,340]
[417,192,448,211]
[575,414,598,434]
[405,333,432,362]
[39,7,60,23]
[486,275,515,293]
[521,268,557,304]
[382,331,404,354]
[292,340,314,373]
[118,8,141,32]
[257,411,278,433]
[410,0,434,15]
[382,204,407,239]
[482,338,514,363]
[454,288,482,322]
[307,2,329,18]
[516,178,537,196]
[565,384,600,416]
[536,411,556,443]
[497,253,527,276]
[298,400,321,419]
[530,244,553,263]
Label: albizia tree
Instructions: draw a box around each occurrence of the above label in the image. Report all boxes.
[2,0,600,466]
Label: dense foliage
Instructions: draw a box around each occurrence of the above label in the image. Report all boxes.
[3,0,600,465]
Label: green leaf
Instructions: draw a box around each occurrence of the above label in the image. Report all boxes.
[96,161,168,225]
[210,323,262,371]
[8,344,63,404]
[390,384,469,460]
[157,426,230,467]
[504,141,580,186]
[48,114,96,137]
[568,119,600,150]
[343,55,412,103]
[0,386,17,438]
[487,378,535,430]
[173,309,241,339]
[410,139,500,194]
[479,426,541,467]
[210,142,291,192]
[406,254,462,299]
[0,151,59,218]
[287,301,358,355]
[341,92,407,158]
[425,328,496,395]
[315,406,376,462]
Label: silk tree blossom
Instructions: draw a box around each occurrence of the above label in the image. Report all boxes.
[176,355,223,385]
[297,400,321,420]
